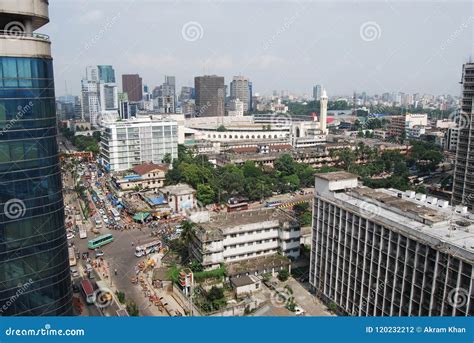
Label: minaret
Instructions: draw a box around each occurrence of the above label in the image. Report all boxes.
[320,89,328,134]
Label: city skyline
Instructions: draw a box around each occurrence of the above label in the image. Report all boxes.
[46,0,473,97]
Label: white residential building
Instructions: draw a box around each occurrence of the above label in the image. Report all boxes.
[190,209,301,269]
[228,98,244,116]
[100,117,178,172]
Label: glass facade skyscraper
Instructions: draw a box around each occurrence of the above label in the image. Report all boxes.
[98,65,116,83]
[0,1,72,315]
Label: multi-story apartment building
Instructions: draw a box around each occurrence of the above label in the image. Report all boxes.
[0,0,72,315]
[190,209,301,270]
[388,114,427,138]
[452,63,474,208]
[447,127,460,152]
[310,172,474,316]
[194,75,225,117]
[100,117,178,172]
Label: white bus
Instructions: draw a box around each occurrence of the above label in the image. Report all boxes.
[135,240,161,257]
[110,208,121,221]
[68,247,77,267]
[78,223,87,239]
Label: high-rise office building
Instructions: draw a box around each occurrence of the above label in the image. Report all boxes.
[194,75,225,117]
[122,74,143,102]
[452,63,474,208]
[313,85,322,101]
[0,1,72,315]
[248,82,253,112]
[310,172,474,316]
[98,65,116,83]
[230,76,251,113]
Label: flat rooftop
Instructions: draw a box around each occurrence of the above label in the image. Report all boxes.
[315,171,358,181]
[194,208,298,242]
[160,183,195,195]
[321,186,474,263]
[201,208,296,230]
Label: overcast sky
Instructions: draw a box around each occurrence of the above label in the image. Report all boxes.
[45,0,473,97]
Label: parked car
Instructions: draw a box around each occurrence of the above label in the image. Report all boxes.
[95,249,104,258]
[294,306,306,316]
[70,268,79,278]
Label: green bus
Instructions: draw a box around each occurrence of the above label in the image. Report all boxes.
[88,234,114,249]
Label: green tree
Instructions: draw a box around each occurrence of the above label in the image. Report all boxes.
[163,153,172,164]
[274,154,297,176]
[126,301,139,316]
[196,184,215,205]
[277,269,290,282]
[180,220,195,246]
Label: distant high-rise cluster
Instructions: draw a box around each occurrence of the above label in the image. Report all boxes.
[81,65,118,126]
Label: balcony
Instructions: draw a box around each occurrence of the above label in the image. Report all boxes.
[0,30,51,58]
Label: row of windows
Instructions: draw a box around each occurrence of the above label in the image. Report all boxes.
[0,98,55,123]
[0,136,59,164]
[225,238,278,248]
[0,57,53,88]
[207,133,285,139]
[226,228,277,238]
[224,249,276,262]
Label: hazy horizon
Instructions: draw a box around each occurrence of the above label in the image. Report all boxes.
[46,0,474,97]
